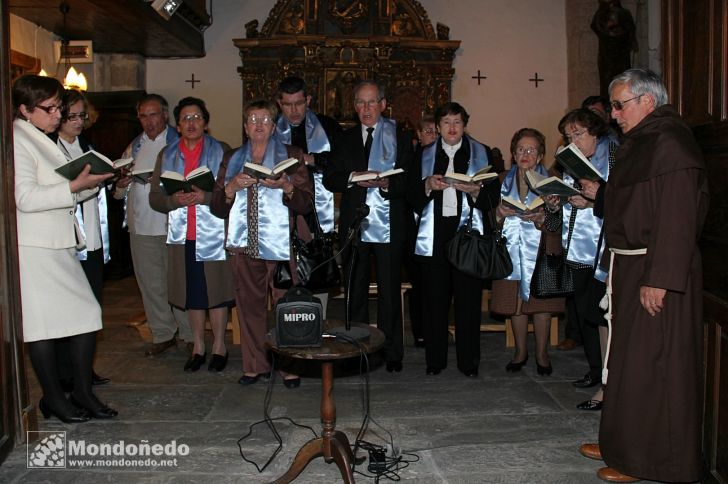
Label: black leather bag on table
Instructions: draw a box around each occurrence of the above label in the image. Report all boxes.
[530,218,575,298]
[445,202,513,281]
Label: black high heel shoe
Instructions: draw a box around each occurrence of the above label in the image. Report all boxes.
[69,395,118,419]
[505,355,528,372]
[536,361,553,376]
[39,398,90,423]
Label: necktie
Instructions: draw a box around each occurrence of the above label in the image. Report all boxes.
[364,127,374,161]
[241,184,259,258]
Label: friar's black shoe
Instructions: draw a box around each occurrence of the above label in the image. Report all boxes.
[461,368,478,378]
[576,399,603,411]
[426,366,441,375]
[573,373,600,388]
[386,361,403,373]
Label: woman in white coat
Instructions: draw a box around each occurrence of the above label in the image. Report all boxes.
[13,75,117,422]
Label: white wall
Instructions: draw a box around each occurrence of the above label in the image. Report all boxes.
[147,0,567,155]
[9,14,57,77]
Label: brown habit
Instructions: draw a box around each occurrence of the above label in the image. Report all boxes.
[600,105,708,482]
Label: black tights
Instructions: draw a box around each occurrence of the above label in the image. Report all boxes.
[28,331,102,413]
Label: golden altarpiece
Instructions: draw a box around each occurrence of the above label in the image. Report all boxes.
[233,0,460,131]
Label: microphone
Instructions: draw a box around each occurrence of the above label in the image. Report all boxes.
[351,203,370,226]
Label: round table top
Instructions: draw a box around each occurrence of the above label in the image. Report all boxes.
[266,321,385,360]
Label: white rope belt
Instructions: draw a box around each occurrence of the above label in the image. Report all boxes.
[600,247,648,385]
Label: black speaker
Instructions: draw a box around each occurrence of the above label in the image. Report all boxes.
[275,287,323,347]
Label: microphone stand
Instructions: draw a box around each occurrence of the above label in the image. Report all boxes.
[330,216,370,341]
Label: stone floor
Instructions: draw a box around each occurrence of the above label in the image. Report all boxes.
[0,276,607,483]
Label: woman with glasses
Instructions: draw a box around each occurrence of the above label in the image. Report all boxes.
[491,128,564,376]
[49,89,112,392]
[407,102,501,377]
[149,97,234,373]
[211,100,313,388]
[557,108,617,411]
[13,75,117,422]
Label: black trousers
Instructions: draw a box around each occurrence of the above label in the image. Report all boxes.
[570,268,605,379]
[344,240,403,363]
[418,254,483,372]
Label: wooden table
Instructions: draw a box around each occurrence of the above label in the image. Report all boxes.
[267,322,385,484]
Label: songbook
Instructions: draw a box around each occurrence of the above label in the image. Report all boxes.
[501,195,545,214]
[524,169,580,198]
[350,168,404,183]
[442,165,498,185]
[160,166,215,194]
[555,143,604,182]
[55,150,133,180]
[130,168,153,184]
[243,158,299,180]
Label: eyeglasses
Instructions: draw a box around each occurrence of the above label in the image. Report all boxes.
[279,100,307,109]
[247,115,273,125]
[610,94,643,111]
[35,103,63,115]
[564,129,588,142]
[66,112,89,122]
[181,113,204,123]
[354,99,381,108]
[515,147,539,156]
[422,128,436,134]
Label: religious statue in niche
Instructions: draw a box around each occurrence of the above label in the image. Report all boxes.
[325,69,364,122]
[591,0,638,97]
[279,3,305,34]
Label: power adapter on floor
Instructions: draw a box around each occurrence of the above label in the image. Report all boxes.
[367,448,387,473]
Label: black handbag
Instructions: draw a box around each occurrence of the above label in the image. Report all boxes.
[445,202,513,280]
[274,204,341,291]
[530,214,574,298]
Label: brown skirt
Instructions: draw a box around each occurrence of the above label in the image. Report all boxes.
[490,279,565,316]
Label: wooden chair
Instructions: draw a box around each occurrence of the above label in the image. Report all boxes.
[448,290,559,347]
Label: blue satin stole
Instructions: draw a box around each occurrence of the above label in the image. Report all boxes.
[276,110,334,232]
[562,136,613,282]
[162,135,227,262]
[415,135,489,257]
[361,117,397,243]
[224,137,291,261]
[75,189,110,263]
[501,164,548,301]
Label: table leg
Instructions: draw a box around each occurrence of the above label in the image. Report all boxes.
[273,361,357,483]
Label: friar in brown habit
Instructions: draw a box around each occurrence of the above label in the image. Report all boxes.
[579,68,709,483]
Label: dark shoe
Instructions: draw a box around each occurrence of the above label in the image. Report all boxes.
[386,361,403,373]
[596,467,640,482]
[69,395,118,419]
[39,398,90,423]
[573,373,600,388]
[145,337,176,356]
[536,362,553,376]
[461,368,478,378]
[92,370,110,386]
[505,355,528,372]
[238,372,269,385]
[283,377,301,389]
[184,353,206,372]
[426,366,441,375]
[579,443,602,460]
[207,352,228,372]
[557,338,580,351]
[576,399,603,411]
[414,338,425,348]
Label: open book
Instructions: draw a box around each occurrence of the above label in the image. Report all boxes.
[243,158,299,180]
[131,168,153,184]
[160,166,215,193]
[351,168,404,183]
[525,169,580,198]
[555,143,604,182]
[55,150,133,180]
[501,195,545,214]
[442,166,497,185]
